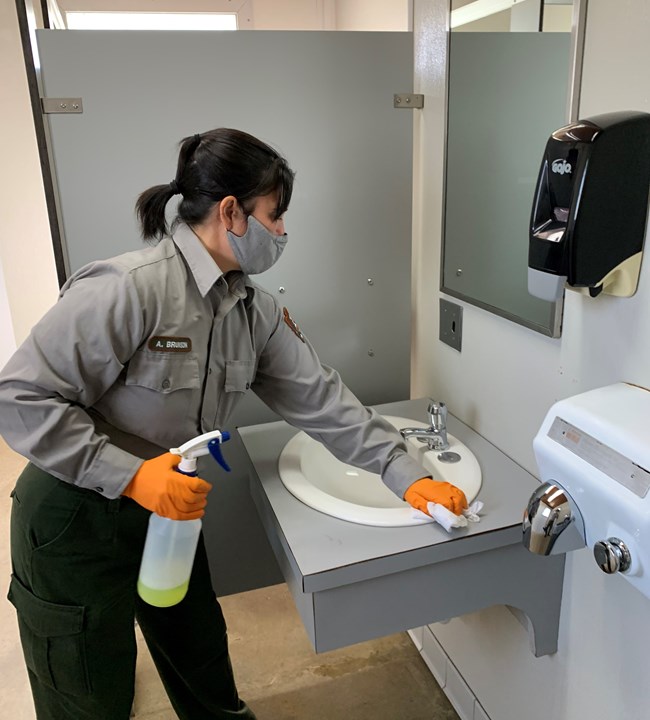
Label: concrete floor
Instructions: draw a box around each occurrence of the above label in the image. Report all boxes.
[0,437,459,719]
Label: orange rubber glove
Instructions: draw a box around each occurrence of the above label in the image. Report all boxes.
[404,478,468,516]
[122,452,212,520]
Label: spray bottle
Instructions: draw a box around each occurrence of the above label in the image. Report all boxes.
[137,429,231,607]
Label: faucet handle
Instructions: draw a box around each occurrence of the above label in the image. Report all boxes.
[427,400,447,430]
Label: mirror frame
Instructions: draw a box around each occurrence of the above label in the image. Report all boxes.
[439,0,589,338]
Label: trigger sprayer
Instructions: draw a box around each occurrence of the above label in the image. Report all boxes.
[136,430,231,607]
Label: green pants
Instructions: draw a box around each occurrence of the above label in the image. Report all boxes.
[7,464,256,720]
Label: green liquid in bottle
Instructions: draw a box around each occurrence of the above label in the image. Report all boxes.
[137,580,189,607]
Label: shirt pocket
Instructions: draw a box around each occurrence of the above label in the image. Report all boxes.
[215,360,254,427]
[126,351,200,394]
[119,351,201,433]
[224,360,254,393]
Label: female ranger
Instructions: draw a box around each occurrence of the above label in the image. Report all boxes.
[0,128,466,719]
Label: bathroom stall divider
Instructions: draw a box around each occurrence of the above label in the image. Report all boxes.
[35,28,415,596]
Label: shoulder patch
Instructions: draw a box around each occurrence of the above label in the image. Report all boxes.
[282,307,306,343]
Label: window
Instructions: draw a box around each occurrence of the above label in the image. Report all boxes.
[65,12,238,31]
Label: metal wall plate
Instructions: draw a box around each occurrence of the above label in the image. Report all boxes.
[41,97,83,113]
[393,93,424,108]
[440,298,463,352]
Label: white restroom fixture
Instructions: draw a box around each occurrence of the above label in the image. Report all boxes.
[278,415,482,527]
[524,383,650,599]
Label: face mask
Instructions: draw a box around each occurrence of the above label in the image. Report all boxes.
[226,215,288,275]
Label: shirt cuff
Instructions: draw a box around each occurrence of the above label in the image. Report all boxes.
[382,452,432,499]
[80,443,144,499]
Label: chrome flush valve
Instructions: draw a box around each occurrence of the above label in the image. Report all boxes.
[593,538,631,574]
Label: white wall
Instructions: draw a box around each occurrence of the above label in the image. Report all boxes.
[412,1,650,718]
[0,256,16,370]
[251,0,330,30]
[335,0,409,30]
[543,4,573,31]
[1,0,59,350]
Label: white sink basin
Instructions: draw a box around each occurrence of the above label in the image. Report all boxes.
[278,415,482,527]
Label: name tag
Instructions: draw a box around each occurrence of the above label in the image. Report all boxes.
[147,336,192,352]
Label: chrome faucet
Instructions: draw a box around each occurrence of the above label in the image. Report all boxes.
[522,481,586,555]
[400,400,450,451]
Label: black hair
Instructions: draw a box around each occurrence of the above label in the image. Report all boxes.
[135,128,295,242]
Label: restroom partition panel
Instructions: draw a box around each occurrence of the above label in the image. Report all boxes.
[36,30,414,595]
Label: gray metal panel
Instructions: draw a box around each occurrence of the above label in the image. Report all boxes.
[310,544,565,655]
[36,29,413,406]
[248,473,317,646]
[442,32,571,333]
[199,430,284,594]
[36,30,414,595]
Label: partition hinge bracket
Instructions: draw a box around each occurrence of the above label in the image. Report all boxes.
[393,93,424,109]
[41,98,83,114]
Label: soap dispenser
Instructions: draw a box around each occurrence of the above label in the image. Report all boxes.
[528,110,650,301]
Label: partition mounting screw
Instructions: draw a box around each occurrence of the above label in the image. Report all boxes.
[368,349,375,357]
[456,268,463,276]
[367,278,374,285]
[278,287,286,294]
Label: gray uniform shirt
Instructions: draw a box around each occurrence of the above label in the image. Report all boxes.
[0,224,428,499]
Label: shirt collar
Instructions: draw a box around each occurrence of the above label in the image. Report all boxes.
[172,223,251,299]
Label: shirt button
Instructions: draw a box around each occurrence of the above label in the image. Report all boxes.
[95,486,104,493]
[161,378,171,390]
[245,382,250,389]
[208,368,213,374]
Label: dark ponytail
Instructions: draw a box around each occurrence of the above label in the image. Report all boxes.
[135,134,202,242]
[135,129,294,243]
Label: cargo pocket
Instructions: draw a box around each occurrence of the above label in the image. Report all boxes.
[7,575,91,696]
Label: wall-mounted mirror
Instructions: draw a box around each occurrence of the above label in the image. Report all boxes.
[441,0,583,337]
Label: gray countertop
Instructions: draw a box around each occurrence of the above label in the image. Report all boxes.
[239,397,541,593]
